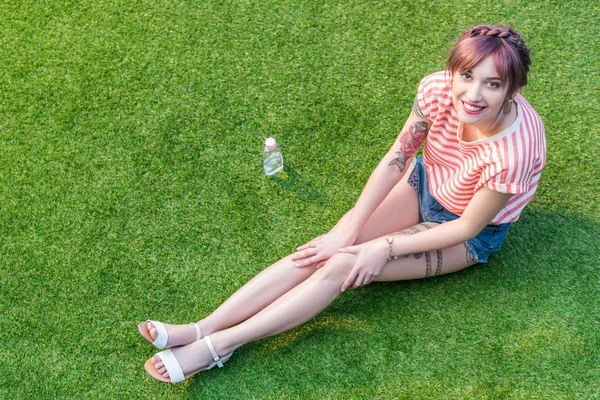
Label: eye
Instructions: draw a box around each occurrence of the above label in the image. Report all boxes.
[488,81,501,89]
[461,72,472,80]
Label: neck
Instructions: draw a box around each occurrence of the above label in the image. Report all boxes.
[469,101,518,139]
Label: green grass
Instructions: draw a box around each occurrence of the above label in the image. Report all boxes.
[0,0,598,398]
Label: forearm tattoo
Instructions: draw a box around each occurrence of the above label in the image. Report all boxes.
[392,223,442,277]
[388,121,428,173]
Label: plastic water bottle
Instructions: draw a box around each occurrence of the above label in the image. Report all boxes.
[263,137,284,176]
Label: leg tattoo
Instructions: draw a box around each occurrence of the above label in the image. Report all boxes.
[391,223,442,277]
[435,250,443,276]
[466,247,475,264]
[425,251,432,277]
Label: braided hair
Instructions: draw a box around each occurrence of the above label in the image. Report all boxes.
[446,24,531,112]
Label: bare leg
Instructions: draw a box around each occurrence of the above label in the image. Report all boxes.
[214,225,475,353]
[202,168,421,334]
[149,252,357,378]
[143,255,317,347]
[199,165,420,333]
[199,255,318,335]
[144,170,421,347]
[150,231,476,379]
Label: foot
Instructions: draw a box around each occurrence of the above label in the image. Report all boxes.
[139,321,201,349]
[145,336,233,382]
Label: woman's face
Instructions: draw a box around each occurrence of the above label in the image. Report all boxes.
[451,55,511,132]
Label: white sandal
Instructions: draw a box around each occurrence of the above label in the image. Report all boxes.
[138,320,202,349]
[144,336,233,383]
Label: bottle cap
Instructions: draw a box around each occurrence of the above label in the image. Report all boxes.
[265,137,277,150]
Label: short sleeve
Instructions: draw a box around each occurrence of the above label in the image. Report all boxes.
[416,77,432,120]
[416,71,450,122]
[484,170,532,195]
[478,129,545,196]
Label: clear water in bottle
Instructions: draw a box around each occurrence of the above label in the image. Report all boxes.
[263,138,284,176]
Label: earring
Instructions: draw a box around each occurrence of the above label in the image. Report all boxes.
[504,97,514,114]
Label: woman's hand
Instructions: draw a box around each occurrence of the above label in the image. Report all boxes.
[339,239,389,292]
[292,229,356,269]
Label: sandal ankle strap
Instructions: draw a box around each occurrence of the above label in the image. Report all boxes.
[190,322,202,341]
[204,336,225,368]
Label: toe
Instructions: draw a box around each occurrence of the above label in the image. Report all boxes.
[147,322,157,341]
[150,355,162,365]
[152,357,168,375]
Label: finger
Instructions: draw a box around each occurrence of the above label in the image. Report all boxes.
[295,255,324,268]
[339,245,359,254]
[341,269,358,292]
[355,273,374,289]
[316,260,326,269]
[295,260,314,268]
[352,274,365,289]
[296,236,322,251]
[290,248,318,261]
[296,243,313,251]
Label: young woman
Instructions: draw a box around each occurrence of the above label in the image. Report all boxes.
[139,24,546,383]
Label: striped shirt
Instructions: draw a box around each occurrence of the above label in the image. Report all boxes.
[416,71,546,224]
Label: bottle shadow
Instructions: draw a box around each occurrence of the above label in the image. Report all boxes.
[266,165,326,205]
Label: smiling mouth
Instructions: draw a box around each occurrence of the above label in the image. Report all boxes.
[462,101,486,115]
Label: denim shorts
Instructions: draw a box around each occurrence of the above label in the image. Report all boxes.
[408,156,511,263]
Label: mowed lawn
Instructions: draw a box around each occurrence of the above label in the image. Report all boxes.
[0,0,598,398]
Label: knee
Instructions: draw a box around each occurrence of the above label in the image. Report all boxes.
[316,253,355,282]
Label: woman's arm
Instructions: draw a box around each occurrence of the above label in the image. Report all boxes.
[293,101,431,267]
[339,186,513,290]
[344,112,429,234]
[389,186,513,255]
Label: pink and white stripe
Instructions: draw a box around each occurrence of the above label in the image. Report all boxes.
[416,72,546,224]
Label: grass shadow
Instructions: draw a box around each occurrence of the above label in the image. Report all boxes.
[182,209,599,399]
[266,165,326,205]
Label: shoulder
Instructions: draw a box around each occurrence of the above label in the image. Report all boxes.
[485,97,546,185]
[513,95,546,161]
[515,95,546,137]
[418,71,451,94]
[417,71,453,120]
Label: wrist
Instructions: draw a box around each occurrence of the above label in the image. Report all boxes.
[341,208,366,234]
[384,236,398,261]
[336,216,360,241]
